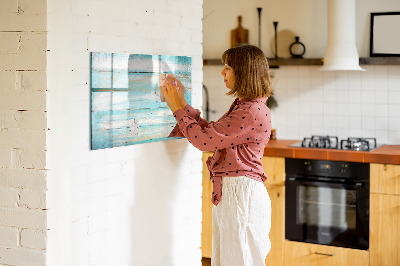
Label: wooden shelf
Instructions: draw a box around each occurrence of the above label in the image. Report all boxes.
[203,57,400,67]
[268,58,322,67]
[203,58,323,67]
[359,57,400,65]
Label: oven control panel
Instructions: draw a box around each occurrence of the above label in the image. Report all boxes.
[286,158,369,180]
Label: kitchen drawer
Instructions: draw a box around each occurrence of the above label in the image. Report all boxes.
[284,241,369,266]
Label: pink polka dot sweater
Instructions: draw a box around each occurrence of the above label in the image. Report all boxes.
[169,97,272,206]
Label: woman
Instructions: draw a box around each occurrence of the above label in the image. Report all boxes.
[161,44,273,266]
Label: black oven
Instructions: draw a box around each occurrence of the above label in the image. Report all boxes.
[285,158,369,250]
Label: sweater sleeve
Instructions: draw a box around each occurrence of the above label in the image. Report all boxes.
[169,104,210,137]
[172,106,256,152]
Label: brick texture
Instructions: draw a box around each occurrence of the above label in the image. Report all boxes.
[46,0,203,264]
[0,187,19,208]
[0,227,19,247]
[0,208,47,230]
[3,0,204,265]
[21,229,46,249]
[0,0,47,264]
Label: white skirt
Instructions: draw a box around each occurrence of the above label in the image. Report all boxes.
[212,176,271,266]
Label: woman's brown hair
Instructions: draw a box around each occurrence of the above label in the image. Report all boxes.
[221,44,273,99]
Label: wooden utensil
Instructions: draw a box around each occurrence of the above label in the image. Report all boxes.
[231,16,249,48]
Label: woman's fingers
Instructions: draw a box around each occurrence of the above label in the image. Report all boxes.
[174,77,184,90]
[164,78,178,95]
[166,75,186,106]
[160,85,167,96]
[160,76,184,113]
[166,74,184,91]
[161,78,180,108]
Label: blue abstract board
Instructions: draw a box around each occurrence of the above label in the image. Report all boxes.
[90,52,192,150]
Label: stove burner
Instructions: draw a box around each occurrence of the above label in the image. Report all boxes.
[340,137,377,151]
[301,135,339,149]
[295,136,378,151]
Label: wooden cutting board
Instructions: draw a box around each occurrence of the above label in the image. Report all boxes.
[231,16,249,48]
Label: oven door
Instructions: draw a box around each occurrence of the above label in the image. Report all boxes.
[285,177,369,250]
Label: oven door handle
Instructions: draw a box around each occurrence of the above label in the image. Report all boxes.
[287,177,364,189]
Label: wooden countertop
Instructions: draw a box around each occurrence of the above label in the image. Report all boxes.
[263,139,400,165]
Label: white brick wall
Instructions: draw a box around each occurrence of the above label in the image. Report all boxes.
[21,229,47,250]
[0,0,48,265]
[0,187,19,208]
[47,1,203,266]
[2,0,203,265]
[0,227,19,247]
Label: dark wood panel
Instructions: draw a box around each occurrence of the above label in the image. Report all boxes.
[360,57,400,65]
[204,57,400,67]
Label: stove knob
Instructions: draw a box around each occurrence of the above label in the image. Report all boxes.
[340,164,347,174]
[305,162,312,171]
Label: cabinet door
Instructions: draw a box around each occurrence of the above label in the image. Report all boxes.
[284,241,369,266]
[264,184,284,266]
[201,152,213,258]
[370,193,400,266]
[261,156,285,185]
[370,163,400,195]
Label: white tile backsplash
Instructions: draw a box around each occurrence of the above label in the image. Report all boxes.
[374,65,388,77]
[388,76,400,91]
[389,117,400,131]
[286,77,299,89]
[204,65,400,144]
[375,130,389,144]
[362,90,375,103]
[374,90,388,104]
[388,91,400,104]
[348,71,362,90]
[389,104,400,117]
[374,77,388,91]
[336,90,349,103]
[375,104,389,117]
[273,65,400,144]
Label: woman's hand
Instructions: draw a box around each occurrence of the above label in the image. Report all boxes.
[175,78,188,108]
[168,74,187,108]
[161,76,184,113]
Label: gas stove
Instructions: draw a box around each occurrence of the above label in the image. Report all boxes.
[289,135,381,151]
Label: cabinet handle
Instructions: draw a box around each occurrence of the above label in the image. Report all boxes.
[314,252,335,257]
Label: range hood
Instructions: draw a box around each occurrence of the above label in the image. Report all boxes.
[320,0,365,71]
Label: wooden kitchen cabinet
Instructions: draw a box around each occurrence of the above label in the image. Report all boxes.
[262,156,285,266]
[261,156,285,186]
[202,152,213,258]
[370,163,400,266]
[201,154,286,266]
[370,163,400,195]
[284,241,369,266]
[370,193,400,266]
[264,184,285,266]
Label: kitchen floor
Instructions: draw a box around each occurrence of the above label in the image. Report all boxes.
[202,257,211,266]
